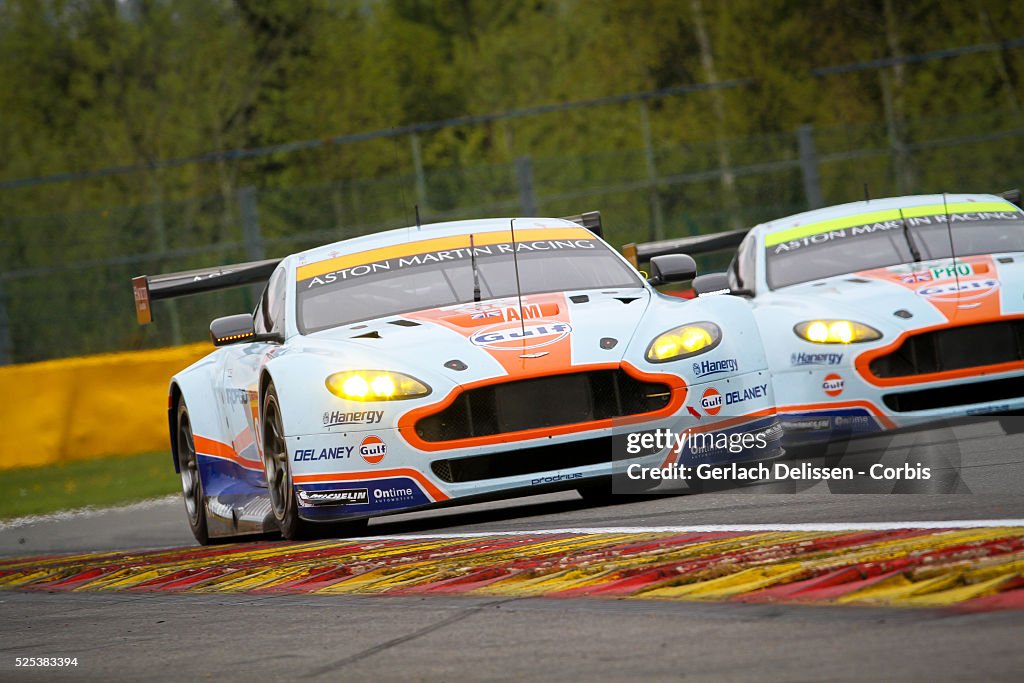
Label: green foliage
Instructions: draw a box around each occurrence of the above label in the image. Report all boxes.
[1,0,1020,201]
[0,0,1023,361]
[0,451,179,520]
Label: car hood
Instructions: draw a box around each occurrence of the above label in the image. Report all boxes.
[758,253,1024,331]
[291,289,652,388]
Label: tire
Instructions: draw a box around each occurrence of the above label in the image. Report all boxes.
[262,383,371,540]
[320,517,370,539]
[577,473,670,504]
[998,415,1024,435]
[576,478,621,506]
[262,383,308,540]
[176,398,211,545]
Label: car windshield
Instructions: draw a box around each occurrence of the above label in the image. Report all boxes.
[765,207,1024,289]
[295,229,642,333]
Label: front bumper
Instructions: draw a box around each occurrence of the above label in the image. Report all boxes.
[774,366,1024,445]
[287,371,783,521]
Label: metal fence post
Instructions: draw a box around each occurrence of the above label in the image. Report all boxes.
[516,156,538,216]
[149,171,183,345]
[797,124,824,209]
[639,100,666,241]
[410,133,429,212]
[238,186,265,307]
[239,186,264,261]
[0,279,12,364]
[879,73,908,193]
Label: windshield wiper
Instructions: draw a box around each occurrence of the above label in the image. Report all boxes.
[899,208,923,264]
[470,233,482,302]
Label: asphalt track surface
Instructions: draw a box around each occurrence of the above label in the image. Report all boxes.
[2,420,1024,682]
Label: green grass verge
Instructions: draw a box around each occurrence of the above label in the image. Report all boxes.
[0,451,180,520]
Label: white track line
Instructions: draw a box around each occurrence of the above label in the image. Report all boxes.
[357,520,1024,540]
[3,502,1022,537]
[0,495,178,531]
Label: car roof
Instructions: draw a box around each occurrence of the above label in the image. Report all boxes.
[289,217,585,268]
[753,192,1020,247]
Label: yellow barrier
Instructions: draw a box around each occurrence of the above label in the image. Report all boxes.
[0,343,211,470]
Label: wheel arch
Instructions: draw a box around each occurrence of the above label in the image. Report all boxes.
[257,355,327,437]
[167,360,229,480]
[168,381,183,474]
[258,367,276,442]
[259,368,275,411]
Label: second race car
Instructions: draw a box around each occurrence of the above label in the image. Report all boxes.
[624,191,1024,446]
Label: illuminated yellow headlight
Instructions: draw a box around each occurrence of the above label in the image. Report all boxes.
[325,371,430,401]
[646,322,722,363]
[342,375,369,398]
[794,320,881,344]
[370,375,396,397]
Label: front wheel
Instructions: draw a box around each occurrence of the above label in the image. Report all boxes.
[177,398,210,545]
[999,415,1024,435]
[576,478,623,506]
[262,383,370,540]
[262,383,308,540]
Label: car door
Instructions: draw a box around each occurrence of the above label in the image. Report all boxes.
[219,267,287,476]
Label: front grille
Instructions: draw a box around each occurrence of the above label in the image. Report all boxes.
[882,375,1024,412]
[870,321,1024,378]
[431,437,613,483]
[414,370,672,443]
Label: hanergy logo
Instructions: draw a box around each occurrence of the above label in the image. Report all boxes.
[700,387,723,416]
[916,279,999,302]
[470,320,571,351]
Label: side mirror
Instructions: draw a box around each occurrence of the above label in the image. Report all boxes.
[648,254,697,286]
[692,272,732,296]
[210,314,257,346]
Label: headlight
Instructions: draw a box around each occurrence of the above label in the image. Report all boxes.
[325,371,431,401]
[794,320,882,344]
[646,322,722,363]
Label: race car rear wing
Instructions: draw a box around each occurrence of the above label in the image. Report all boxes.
[999,188,1022,209]
[560,211,603,238]
[621,228,748,268]
[132,258,281,325]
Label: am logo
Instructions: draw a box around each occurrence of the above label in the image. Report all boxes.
[359,435,387,464]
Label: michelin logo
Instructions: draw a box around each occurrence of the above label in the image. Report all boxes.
[692,358,738,377]
[298,488,369,505]
[791,352,843,366]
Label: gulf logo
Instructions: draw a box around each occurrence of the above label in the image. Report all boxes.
[359,435,387,464]
[822,373,844,397]
[916,279,999,302]
[470,320,571,351]
[700,387,722,416]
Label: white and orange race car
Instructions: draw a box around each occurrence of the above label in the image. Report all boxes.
[625,191,1024,446]
[133,212,783,543]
